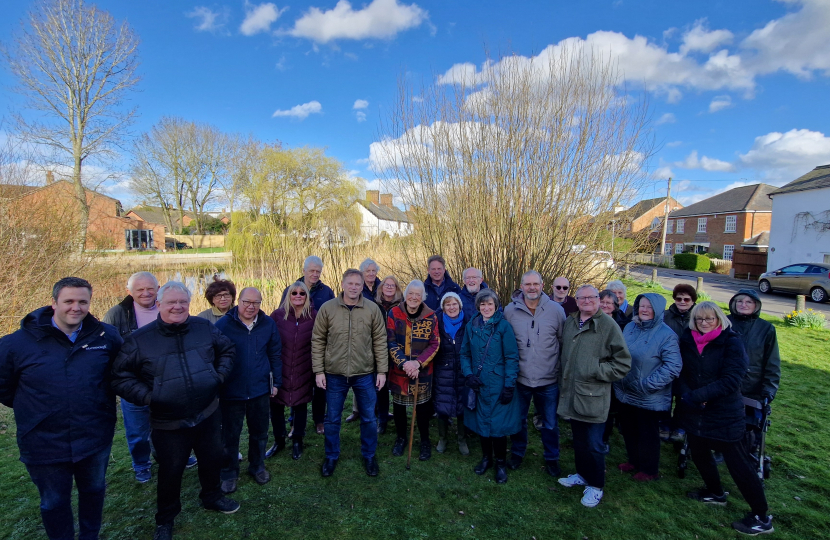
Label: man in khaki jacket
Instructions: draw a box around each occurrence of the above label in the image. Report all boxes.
[557,285,631,508]
[312,269,388,478]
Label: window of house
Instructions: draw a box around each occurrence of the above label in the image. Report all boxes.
[723,244,734,261]
[665,243,672,255]
[677,219,685,234]
[125,229,154,250]
[725,215,737,233]
[667,220,674,234]
[675,243,684,254]
[651,217,660,230]
[697,217,707,233]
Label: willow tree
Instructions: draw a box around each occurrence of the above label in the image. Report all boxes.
[372,46,655,299]
[5,0,140,252]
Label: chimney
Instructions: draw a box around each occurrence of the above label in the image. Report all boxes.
[46,171,55,185]
[366,190,380,205]
[380,193,394,208]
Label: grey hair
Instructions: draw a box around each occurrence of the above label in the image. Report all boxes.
[599,289,620,308]
[688,301,732,331]
[462,267,482,280]
[157,281,192,303]
[359,258,380,274]
[606,279,627,294]
[475,288,500,311]
[403,279,426,301]
[575,284,599,297]
[303,255,324,271]
[127,271,158,291]
[521,270,543,284]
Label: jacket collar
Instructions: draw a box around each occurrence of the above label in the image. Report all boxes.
[23,306,101,343]
[227,305,266,328]
[509,291,551,314]
[156,315,191,336]
[336,293,366,308]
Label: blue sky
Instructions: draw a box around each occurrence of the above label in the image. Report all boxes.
[1,0,830,209]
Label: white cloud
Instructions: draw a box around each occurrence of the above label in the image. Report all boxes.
[240,2,284,36]
[653,166,674,179]
[666,140,683,147]
[186,6,228,32]
[708,95,732,113]
[353,99,369,109]
[272,100,323,120]
[738,128,830,181]
[656,113,676,125]
[356,111,367,122]
[287,0,428,43]
[436,62,481,86]
[680,19,733,55]
[675,150,735,172]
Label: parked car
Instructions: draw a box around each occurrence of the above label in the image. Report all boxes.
[164,239,191,250]
[758,263,830,303]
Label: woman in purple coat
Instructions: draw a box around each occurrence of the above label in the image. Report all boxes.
[268,281,317,460]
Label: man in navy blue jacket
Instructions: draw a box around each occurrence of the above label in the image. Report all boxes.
[214,287,282,494]
[0,277,123,540]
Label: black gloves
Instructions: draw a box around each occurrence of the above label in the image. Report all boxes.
[465,375,483,390]
[499,386,515,404]
[681,392,705,410]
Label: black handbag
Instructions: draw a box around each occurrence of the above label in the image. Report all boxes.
[464,330,496,411]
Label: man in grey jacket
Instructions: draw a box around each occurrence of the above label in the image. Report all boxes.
[503,270,566,477]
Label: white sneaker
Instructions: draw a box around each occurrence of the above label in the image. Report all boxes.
[581,486,603,508]
[558,473,587,487]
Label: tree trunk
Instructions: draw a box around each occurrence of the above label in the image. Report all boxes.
[73,152,89,253]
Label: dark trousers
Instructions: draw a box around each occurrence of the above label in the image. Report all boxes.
[221,394,270,480]
[393,401,432,441]
[570,419,608,489]
[480,436,507,460]
[152,409,224,526]
[271,401,308,441]
[312,386,326,425]
[617,403,663,475]
[511,382,560,461]
[25,444,111,540]
[688,433,768,516]
[377,382,391,424]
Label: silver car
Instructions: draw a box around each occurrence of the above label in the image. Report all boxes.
[758,263,830,303]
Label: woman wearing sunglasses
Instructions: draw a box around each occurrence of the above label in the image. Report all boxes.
[677,301,773,535]
[268,281,317,460]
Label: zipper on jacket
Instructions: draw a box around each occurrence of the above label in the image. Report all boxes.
[177,332,195,411]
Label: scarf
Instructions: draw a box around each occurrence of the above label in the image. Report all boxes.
[692,326,722,355]
[443,312,464,339]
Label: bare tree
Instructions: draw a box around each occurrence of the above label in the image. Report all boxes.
[373,46,655,300]
[4,0,140,252]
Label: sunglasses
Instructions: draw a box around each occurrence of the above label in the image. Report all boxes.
[290,291,307,296]
[555,285,569,290]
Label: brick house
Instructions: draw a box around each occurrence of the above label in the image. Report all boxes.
[2,179,165,250]
[614,196,683,234]
[663,184,776,261]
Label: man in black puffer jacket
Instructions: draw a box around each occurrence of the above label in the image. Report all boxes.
[727,288,781,403]
[112,281,238,540]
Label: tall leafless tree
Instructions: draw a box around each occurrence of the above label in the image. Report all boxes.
[4,0,140,252]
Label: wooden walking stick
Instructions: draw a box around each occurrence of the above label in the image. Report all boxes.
[405,374,420,470]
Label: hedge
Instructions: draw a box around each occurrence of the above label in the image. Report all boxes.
[674,253,710,271]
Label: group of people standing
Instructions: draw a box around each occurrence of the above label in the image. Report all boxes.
[0,255,781,539]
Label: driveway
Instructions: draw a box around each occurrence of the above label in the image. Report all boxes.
[628,265,830,323]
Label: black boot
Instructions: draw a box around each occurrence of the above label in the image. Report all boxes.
[266,438,286,459]
[292,439,304,460]
[392,437,407,456]
[419,440,432,461]
[474,456,492,475]
[495,459,508,484]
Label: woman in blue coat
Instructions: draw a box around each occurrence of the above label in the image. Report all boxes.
[460,289,521,484]
[434,292,471,455]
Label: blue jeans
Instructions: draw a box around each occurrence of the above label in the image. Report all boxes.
[570,419,608,489]
[510,382,560,461]
[25,444,112,540]
[121,399,152,473]
[324,373,377,460]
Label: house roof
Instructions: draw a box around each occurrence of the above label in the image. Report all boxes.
[669,184,776,218]
[0,184,38,199]
[741,231,770,247]
[616,197,680,219]
[127,205,198,224]
[0,180,119,203]
[356,199,411,223]
[768,164,830,196]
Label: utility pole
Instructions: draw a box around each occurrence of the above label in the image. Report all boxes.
[659,177,672,264]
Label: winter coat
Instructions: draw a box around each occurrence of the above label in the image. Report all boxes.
[281,277,335,311]
[270,307,317,407]
[362,278,382,301]
[311,294,388,377]
[423,272,462,311]
[196,306,228,324]
[664,302,694,337]
[555,295,579,317]
[433,309,471,418]
[613,293,682,412]
[610,309,630,331]
[727,289,781,402]
[558,310,632,423]
[112,316,235,430]
[214,307,282,401]
[459,282,488,320]
[503,292,565,387]
[0,307,122,465]
[103,295,138,337]
[460,310,522,437]
[677,327,749,442]
[387,303,439,406]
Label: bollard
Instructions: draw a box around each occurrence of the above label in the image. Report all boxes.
[696,277,703,292]
[624,264,630,278]
[652,268,658,282]
[796,295,806,312]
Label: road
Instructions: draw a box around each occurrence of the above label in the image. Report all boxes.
[628,266,830,322]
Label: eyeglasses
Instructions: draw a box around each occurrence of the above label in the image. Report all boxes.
[576,295,598,302]
[675,297,693,302]
[382,283,397,288]
[290,291,307,297]
[240,300,262,307]
[214,293,232,299]
[694,317,717,324]
[555,285,569,290]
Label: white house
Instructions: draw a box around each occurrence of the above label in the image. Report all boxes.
[767,164,830,270]
[354,190,413,241]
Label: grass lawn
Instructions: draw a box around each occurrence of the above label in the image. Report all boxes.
[1,279,828,539]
